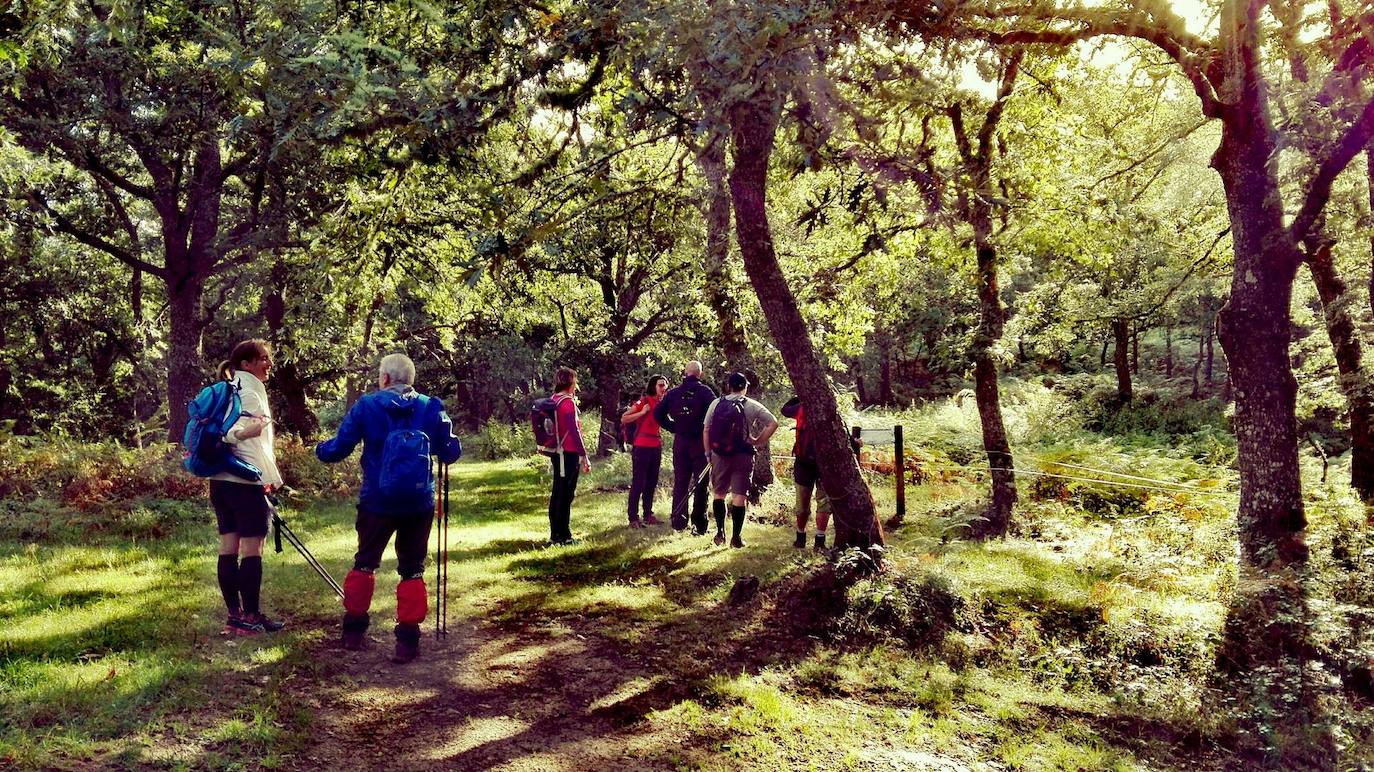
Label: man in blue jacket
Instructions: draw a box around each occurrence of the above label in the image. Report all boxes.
[316,353,462,663]
[653,360,717,533]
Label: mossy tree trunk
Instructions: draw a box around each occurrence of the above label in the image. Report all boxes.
[727,91,882,552]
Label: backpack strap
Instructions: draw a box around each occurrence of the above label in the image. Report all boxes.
[550,393,570,453]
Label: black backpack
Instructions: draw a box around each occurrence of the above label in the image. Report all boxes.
[673,383,706,428]
[621,404,640,446]
[708,398,751,456]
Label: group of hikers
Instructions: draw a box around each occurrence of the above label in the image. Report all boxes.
[202,341,841,664]
[536,359,843,552]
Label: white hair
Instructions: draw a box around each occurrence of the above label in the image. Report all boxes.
[684,360,703,377]
[379,353,416,386]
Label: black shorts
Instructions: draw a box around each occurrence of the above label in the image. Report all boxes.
[210,480,271,538]
[794,457,820,488]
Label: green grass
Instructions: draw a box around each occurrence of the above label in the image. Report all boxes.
[1,432,1369,769]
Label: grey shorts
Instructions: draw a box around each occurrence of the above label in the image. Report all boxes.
[709,452,753,497]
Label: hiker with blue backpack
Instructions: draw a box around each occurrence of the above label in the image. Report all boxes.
[314,353,463,663]
[201,339,287,636]
[703,372,778,548]
[620,375,668,529]
[532,366,591,546]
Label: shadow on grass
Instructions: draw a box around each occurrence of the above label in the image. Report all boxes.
[314,550,844,770]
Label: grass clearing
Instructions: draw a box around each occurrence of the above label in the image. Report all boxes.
[1,417,1370,768]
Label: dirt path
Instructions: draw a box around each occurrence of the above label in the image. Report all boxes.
[283,561,990,772]
[294,614,697,771]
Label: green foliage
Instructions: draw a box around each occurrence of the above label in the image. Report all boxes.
[471,418,527,461]
[0,436,357,542]
[835,571,969,652]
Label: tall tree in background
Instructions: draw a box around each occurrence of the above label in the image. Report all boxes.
[943,49,1024,537]
[0,0,598,439]
[937,0,1374,759]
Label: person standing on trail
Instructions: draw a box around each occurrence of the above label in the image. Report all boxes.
[315,353,462,663]
[782,395,860,551]
[621,375,668,529]
[653,360,717,534]
[542,366,591,545]
[703,372,778,548]
[211,339,286,636]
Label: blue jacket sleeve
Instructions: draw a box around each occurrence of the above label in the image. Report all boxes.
[316,400,365,463]
[428,398,463,464]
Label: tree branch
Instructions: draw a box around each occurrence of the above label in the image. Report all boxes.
[960,5,1222,117]
[24,190,165,278]
[1290,94,1374,242]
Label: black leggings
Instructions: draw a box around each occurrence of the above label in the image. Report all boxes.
[628,445,662,521]
[548,451,580,542]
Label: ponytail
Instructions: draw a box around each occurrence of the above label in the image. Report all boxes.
[221,339,270,381]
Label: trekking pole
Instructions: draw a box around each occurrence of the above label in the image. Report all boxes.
[669,464,709,529]
[273,513,344,598]
[434,459,442,639]
[440,462,450,638]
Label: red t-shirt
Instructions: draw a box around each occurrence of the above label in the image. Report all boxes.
[630,395,662,448]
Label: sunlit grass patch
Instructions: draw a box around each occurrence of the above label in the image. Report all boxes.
[998,727,1137,771]
[540,582,672,615]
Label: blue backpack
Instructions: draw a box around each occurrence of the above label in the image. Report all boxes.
[378,396,433,512]
[183,380,262,481]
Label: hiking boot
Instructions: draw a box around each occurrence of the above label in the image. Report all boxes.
[342,612,369,650]
[393,638,419,663]
[243,612,285,632]
[814,534,827,551]
[793,532,807,549]
[629,519,645,529]
[393,624,420,664]
[643,514,662,526]
[714,531,726,546]
[730,536,745,549]
[224,614,265,636]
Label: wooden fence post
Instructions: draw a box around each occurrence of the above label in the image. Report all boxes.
[894,424,905,521]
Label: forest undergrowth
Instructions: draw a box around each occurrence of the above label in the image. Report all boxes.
[2,381,1371,770]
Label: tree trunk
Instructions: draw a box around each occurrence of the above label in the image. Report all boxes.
[166,272,206,442]
[594,364,621,458]
[1192,327,1205,397]
[1207,26,1332,758]
[1165,324,1174,377]
[1211,71,1308,570]
[1099,336,1109,367]
[1204,319,1215,384]
[1131,324,1140,376]
[1303,236,1374,500]
[699,138,773,497]
[1113,318,1133,403]
[263,261,319,440]
[0,321,10,423]
[347,292,385,409]
[1367,142,1374,323]
[970,245,1017,537]
[727,93,881,553]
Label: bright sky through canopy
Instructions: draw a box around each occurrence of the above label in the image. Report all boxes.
[958,0,1216,97]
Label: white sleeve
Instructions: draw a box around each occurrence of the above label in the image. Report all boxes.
[224,383,265,444]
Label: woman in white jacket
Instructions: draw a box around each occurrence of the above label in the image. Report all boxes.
[212,339,286,635]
